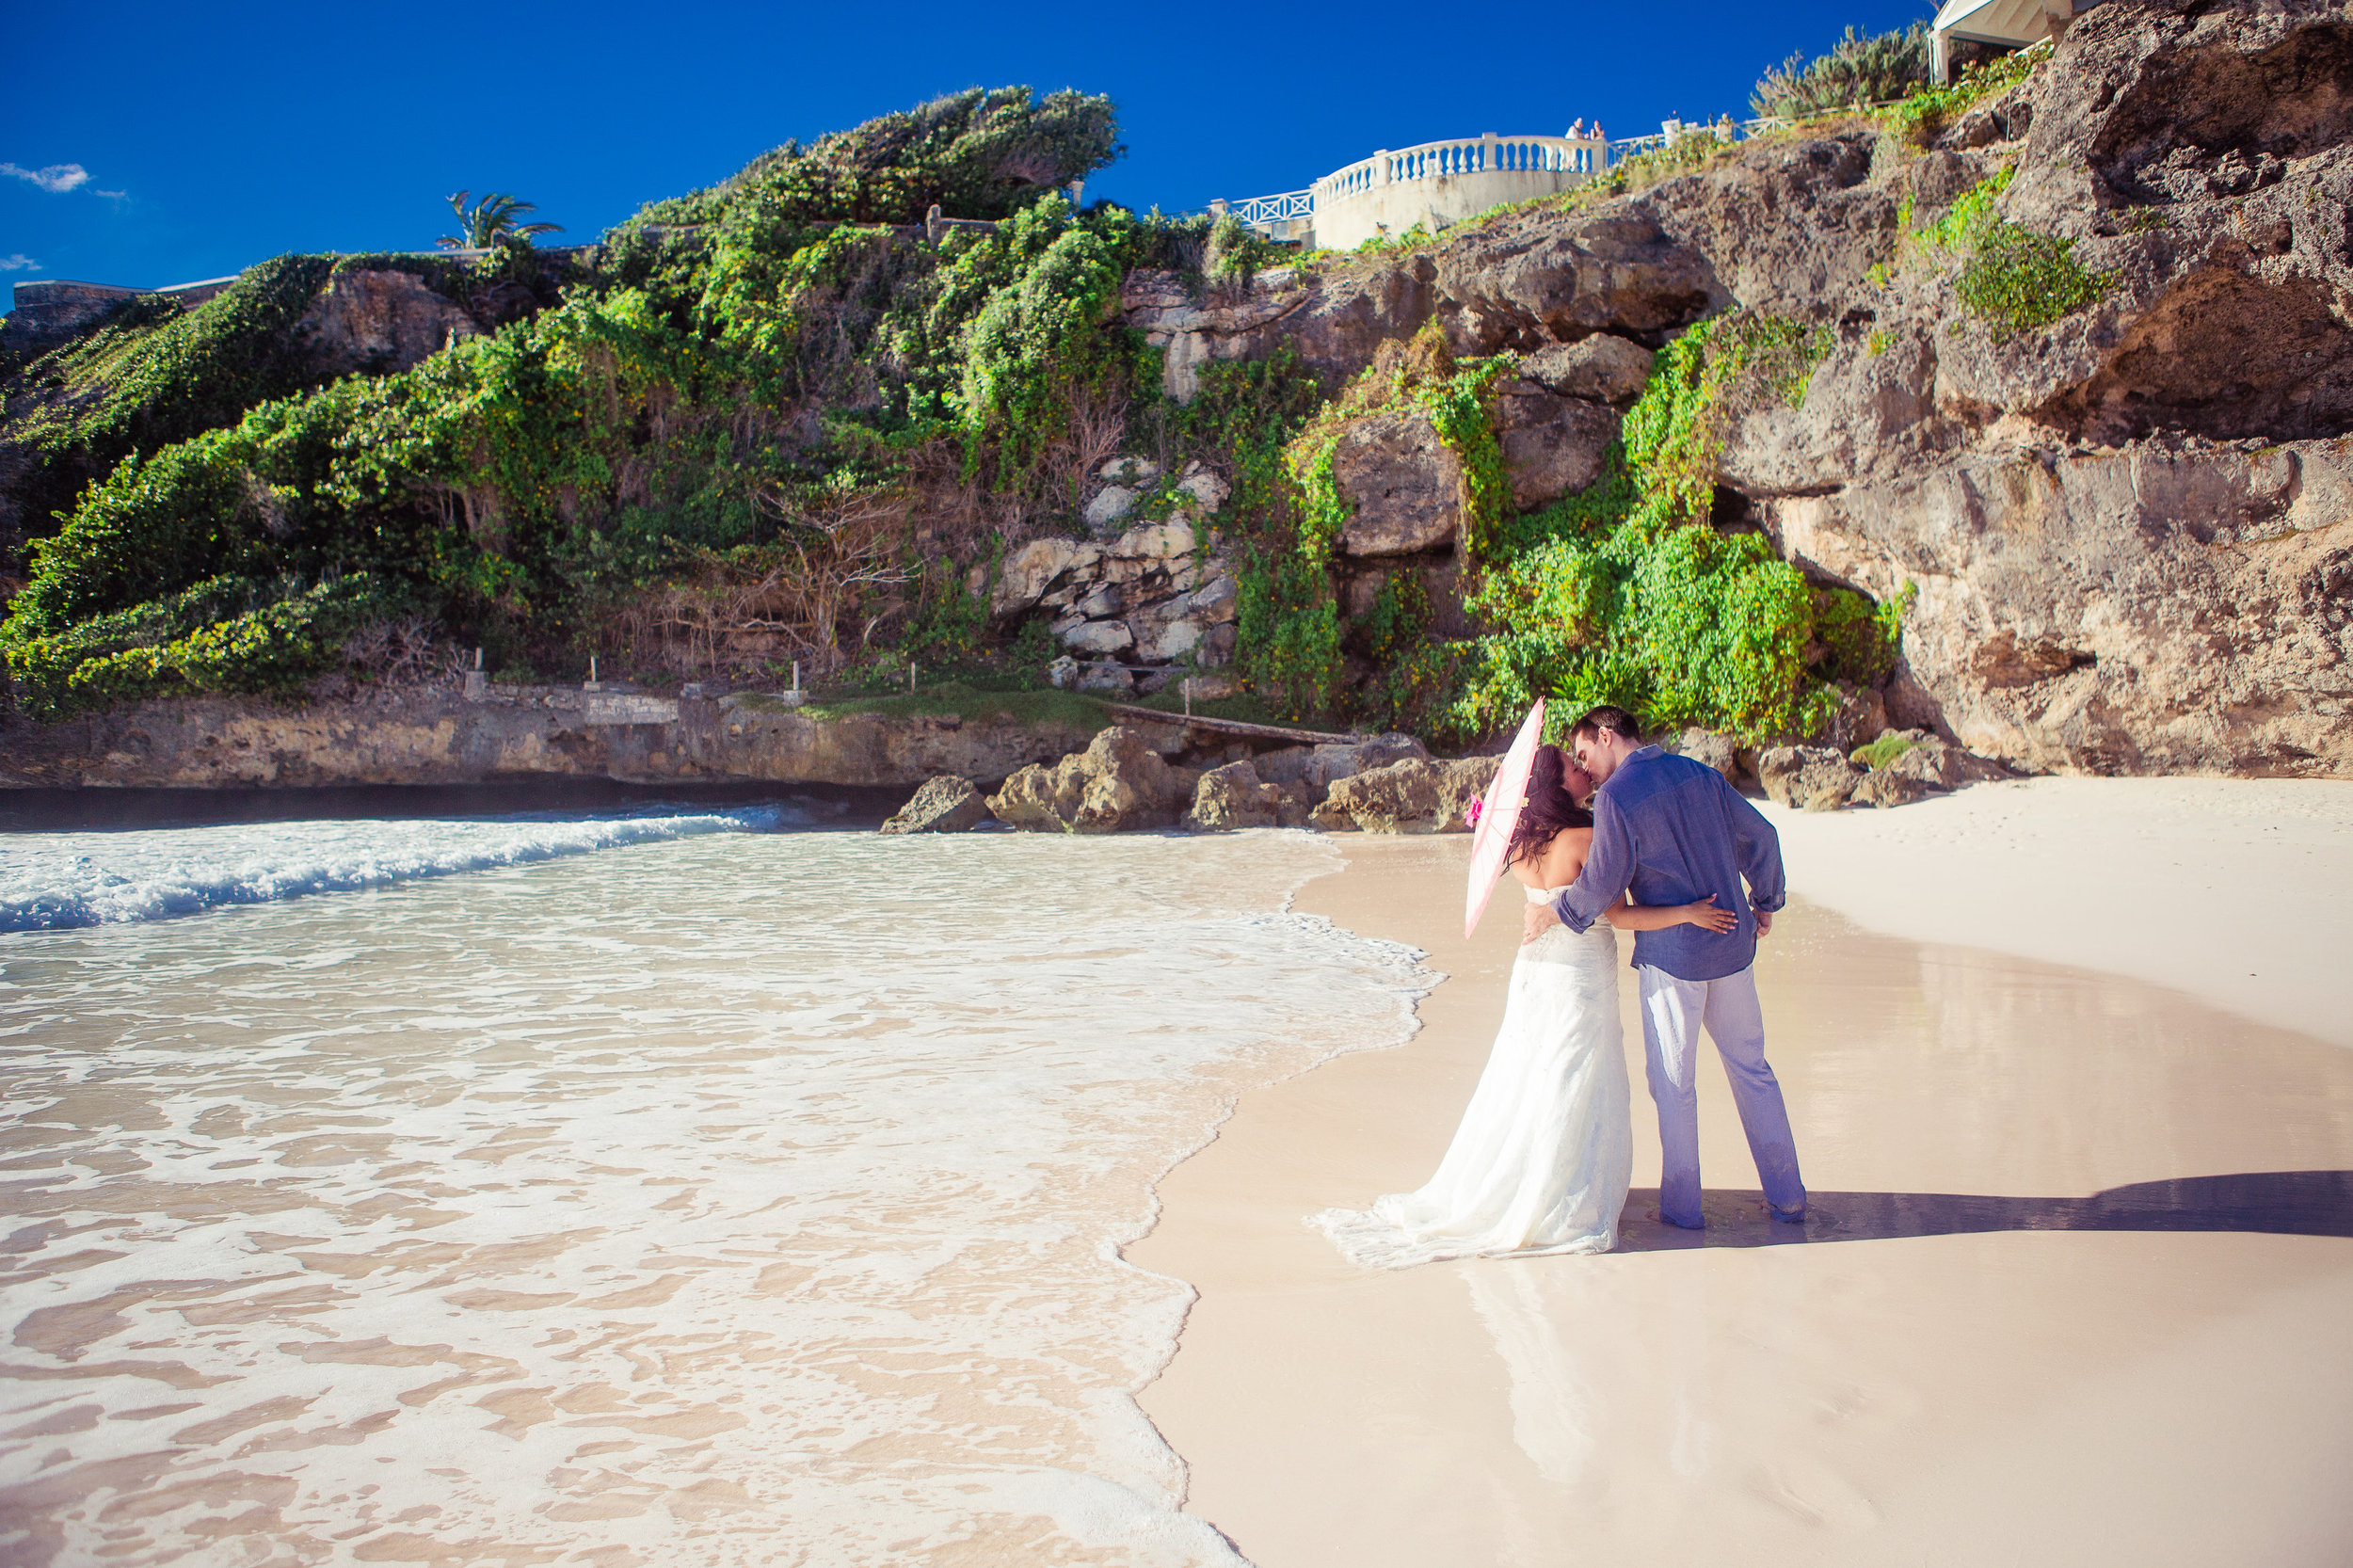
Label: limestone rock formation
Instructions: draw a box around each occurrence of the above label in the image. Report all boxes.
[990,516,1239,685]
[0,685,1104,791]
[1329,410,1463,556]
[1313,755,1501,833]
[986,726,1197,833]
[1666,728,1744,784]
[1252,733,1430,793]
[296,269,480,376]
[1717,1,2353,776]
[1184,760,1295,830]
[1517,335,1657,404]
[1491,378,1622,511]
[879,776,992,834]
[1117,0,2353,778]
[1875,732,2014,791]
[1850,769,1931,809]
[1755,745,1865,812]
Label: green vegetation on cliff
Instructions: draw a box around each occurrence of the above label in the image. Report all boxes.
[5,68,1927,747]
[1247,314,1891,746]
[2,88,1145,719]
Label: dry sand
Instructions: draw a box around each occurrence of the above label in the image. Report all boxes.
[1128,780,2353,1568]
[1761,777,2353,1048]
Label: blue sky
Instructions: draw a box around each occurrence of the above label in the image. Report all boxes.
[4,0,1929,311]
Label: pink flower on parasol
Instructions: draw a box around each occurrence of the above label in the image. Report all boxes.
[1463,698,1547,939]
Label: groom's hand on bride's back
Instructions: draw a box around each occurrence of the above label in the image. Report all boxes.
[1522,899,1561,945]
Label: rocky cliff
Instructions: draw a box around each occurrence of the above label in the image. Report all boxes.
[6,7,2345,792]
[1120,0,2352,776]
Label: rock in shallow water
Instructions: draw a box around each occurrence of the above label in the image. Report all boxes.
[987,727,1196,833]
[879,776,992,835]
[1183,760,1296,831]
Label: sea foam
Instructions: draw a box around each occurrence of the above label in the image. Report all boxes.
[0,824,1425,1566]
[0,805,793,931]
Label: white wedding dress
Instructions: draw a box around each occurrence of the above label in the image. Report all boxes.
[1314,885,1633,1268]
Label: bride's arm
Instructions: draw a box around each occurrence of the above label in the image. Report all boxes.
[1601,893,1739,933]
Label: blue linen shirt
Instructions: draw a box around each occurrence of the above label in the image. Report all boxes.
[1552,745,1786,981]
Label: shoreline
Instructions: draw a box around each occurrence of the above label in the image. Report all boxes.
[1130,782,2353,1567]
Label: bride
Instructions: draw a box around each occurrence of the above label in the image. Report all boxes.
[1314,744,1737,1267]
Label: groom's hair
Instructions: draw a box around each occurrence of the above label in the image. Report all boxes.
[1569,705,1641,745]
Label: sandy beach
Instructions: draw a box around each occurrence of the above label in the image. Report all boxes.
[1130,779,2353,1567]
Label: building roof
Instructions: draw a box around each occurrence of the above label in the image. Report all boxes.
[1933,0,2056,47]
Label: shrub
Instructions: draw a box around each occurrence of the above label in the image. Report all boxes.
[1880,40,2050,148]
[1814,584,1905,686]
[633,87,1120,231]
[1956,222,2116,337]
[1905,167,2117,337]
[6,573,400,720]
[1752,24,1929,119]
[1423,312,1897,746]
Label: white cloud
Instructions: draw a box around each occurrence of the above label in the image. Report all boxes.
[0,254,39,272]
[2,162,92,194]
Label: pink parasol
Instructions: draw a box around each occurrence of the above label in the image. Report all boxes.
[1463,698,1547,939]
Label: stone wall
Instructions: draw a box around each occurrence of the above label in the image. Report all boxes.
[0,685,1107,792]
[992,458,1242,697]
[0,277,237,357]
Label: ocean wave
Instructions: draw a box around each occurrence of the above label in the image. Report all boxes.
[0,806,792,932]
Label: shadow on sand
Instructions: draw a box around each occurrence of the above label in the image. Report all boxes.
[1613,1170,2353,1252]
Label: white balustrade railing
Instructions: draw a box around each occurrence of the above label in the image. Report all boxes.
[1219,132,1609,240]
[1308,133,1607,210]
[1224,102,1933,242]
[1225,189,1313,227]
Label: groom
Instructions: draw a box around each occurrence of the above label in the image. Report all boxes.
[1521,705,1806,1228]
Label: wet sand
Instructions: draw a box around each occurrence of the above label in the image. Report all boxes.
[1129,800,2353,1568]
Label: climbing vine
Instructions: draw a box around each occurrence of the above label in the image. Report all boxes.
[1391,311,1890,745]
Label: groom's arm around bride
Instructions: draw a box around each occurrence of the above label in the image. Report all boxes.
[1521,707,1806,1229]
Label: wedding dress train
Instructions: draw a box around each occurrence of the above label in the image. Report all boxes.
[1314,886,1633,1267]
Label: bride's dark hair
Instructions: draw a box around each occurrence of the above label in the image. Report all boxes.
[1506,744,1594,865]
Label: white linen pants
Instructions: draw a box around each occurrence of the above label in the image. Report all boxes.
[1637,964,1805,1227]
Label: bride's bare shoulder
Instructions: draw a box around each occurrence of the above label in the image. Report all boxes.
[1508,825,1598,888]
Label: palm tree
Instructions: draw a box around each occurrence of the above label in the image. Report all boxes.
[437,191,564,250]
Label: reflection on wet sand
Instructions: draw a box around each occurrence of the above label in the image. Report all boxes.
[1130,837,2353,1568]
